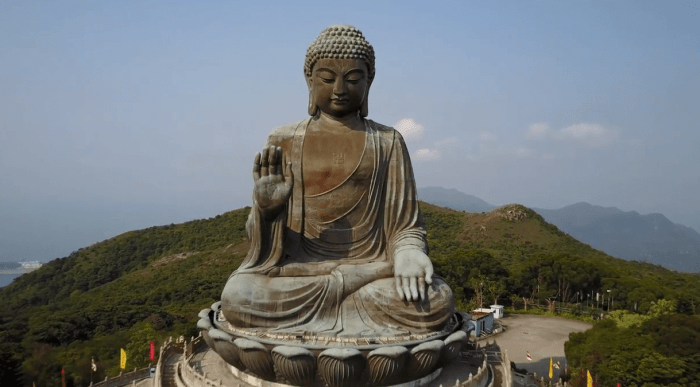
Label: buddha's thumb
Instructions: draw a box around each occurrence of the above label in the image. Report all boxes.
[284,162,294,187]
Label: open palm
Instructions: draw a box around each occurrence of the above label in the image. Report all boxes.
[253,146,293,218]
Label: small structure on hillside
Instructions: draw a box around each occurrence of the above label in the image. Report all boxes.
[466,310,494,337]
[489,304,504,319]
[19,261,42,269]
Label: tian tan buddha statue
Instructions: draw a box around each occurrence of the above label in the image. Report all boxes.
[198,25,466,387]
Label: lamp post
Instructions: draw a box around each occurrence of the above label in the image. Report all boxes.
[577,291,581,313]
[607,289,611,311]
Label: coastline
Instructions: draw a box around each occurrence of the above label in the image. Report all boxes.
[0,273,22,288]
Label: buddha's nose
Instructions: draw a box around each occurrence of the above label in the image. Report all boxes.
[333,79,348,95]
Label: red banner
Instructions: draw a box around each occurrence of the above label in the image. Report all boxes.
[150,341,155,362]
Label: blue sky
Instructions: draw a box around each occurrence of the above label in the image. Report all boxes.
[1,1,699,262]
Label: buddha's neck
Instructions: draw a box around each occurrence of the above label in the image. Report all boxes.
[314,111,364,133]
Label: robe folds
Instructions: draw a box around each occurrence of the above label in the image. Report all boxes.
[221,118,455,337]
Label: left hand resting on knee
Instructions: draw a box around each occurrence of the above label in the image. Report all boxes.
[394,250,434,302]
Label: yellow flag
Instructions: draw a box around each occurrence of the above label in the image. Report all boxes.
[549,357,553,378]
[120,348,126,369]
[587,370,593,387]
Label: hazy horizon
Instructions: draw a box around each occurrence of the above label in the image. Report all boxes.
[2,1,698,262]
[0,185,695,263]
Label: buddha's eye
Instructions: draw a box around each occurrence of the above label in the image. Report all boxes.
[320,77,334,84]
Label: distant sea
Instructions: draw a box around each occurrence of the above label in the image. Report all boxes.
[0,274,22,288]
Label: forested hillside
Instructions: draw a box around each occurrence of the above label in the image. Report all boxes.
[422,203,700,313]
[565,302,700,386]
[1,202,698,387]
[0,208,251,387]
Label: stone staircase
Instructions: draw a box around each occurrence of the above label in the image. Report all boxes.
[160,352,181,387]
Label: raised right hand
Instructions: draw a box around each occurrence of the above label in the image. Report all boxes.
[253,146,293,218]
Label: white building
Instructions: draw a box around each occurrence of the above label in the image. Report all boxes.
[489,304,504,319]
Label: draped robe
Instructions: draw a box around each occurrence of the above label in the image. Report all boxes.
[221,118,454,337]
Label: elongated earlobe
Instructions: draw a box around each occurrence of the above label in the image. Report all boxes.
[308,91,318,116]
[360,85,370,118]
[306,77,318,116]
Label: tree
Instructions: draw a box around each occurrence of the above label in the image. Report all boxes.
[648,299,677,317]
[468,277,485,309]
[677,294,698,315]
[607,310,649,328]
[566,309,700,386]
[635,352,685,385]
[508,294,521,310]
[125,322,159,370]
[0,348,22,387]
[485,280,506,306]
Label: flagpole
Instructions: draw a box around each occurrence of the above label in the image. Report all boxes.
[91,357,97,385]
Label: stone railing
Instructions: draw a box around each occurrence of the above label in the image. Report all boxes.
[153,335,187,387]
[501,349,512,387]
[177,334,232,387]
[178,357,225,387]
[437,351,490,387]
[91,367,150,387]
[528,372,569,387]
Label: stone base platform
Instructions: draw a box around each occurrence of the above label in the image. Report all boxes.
[197,302,475,387]
[186,348,486,387]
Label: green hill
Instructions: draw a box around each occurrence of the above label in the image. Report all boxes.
[1,202,698,386]
[422,202,700,313]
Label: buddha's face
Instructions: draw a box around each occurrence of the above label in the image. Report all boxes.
[309,58,369,118]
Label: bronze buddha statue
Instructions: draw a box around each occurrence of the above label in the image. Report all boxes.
[220,24,456,339]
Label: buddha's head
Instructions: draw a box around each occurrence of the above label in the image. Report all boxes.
[305,25,375,118]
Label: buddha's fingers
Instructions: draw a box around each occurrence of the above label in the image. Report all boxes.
[418,277,426,301]
[279,151,285,177]
[395,277,405,301]
[410,277,418,301]
[269,145,278,175]
[275,147,283,175]
[284,158,294,188]
[260,147,270,177]
[425,265,434,285]
[253,152,262,181]
[402,277,412,302]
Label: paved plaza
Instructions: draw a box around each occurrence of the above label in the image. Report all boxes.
[489,314,592,380]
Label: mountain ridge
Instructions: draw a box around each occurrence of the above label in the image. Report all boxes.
[418,186,496,213]
[419,186,700,273]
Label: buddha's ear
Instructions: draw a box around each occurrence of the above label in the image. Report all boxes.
[360,82,371,118]
[306,76,318,116]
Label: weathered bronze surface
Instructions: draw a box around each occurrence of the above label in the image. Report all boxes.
[219,24,456,340]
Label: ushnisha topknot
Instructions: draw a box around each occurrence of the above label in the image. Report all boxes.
[304,24,376,83]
